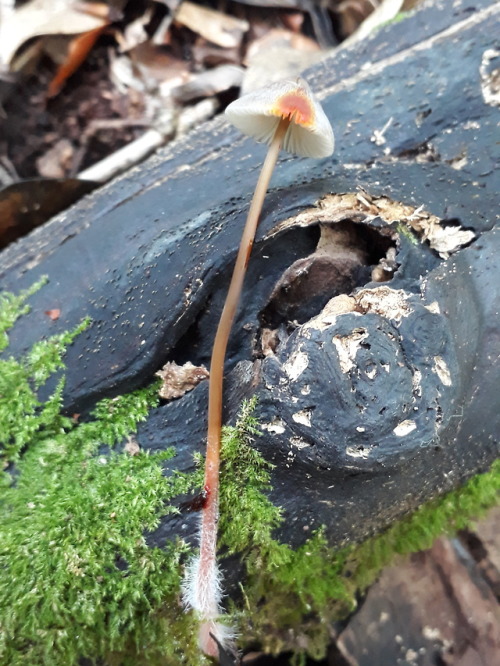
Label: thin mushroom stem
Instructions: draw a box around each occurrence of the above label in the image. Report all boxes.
[195,116,290,656]
[183,76,334,658]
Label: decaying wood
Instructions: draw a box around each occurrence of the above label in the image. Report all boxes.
[334,507,500,666]
[0,0,499,594]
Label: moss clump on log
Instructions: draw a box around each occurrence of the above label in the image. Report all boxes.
[0,281,203,665]
[0,282,498,665]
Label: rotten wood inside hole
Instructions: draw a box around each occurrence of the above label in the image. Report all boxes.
[259,217,397,337]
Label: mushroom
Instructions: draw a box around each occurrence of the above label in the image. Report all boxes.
[182,77,334,659]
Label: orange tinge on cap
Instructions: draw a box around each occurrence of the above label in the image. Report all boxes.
[272,91,315,127]
[225,78,334,159]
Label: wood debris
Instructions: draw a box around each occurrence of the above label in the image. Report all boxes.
[156,361,209,400]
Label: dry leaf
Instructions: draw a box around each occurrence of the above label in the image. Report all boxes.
[74,2,112,20]
[156,361,209,400]
[47,24,107,98]
[242,27,323,93]
[130,42,192,85]
[336,0,376,39]
[191,41,241,69]
[115,7,153,52]
[0,0,108,71]
[0,178,96,250]
[36,139,74,178]
[281,12,305,34]
[244,27,320,63]
[124,436,140,456]
[44,308,61,320]
[174,1,249,49]
[172,65,243,103]
[242,32,324,93]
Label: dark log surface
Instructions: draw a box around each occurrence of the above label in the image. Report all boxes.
[1,0,499,559]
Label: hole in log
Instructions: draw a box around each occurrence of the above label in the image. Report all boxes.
[259,218,396,334]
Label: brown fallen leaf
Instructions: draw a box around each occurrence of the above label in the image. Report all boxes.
[281,11,306,34]
[44,308,61,321]
[339,0,405,45]
[0,0,108,71]
[47,24,108,98]
[174,1,249,49]
[244,27,320,63]
[233,0,336,46]
[0,178,97,250]
[129,42,192,86]
[156,361,209,400]
[335,0,376,39]
[124,436,140,456]
[191,40,241,69]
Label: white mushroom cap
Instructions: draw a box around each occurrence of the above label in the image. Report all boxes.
[225,78,334,158]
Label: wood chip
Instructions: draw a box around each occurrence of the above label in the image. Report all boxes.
[124,436,140,456]
[156,361,209,400]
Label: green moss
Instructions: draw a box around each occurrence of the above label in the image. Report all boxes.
[0,277,48,353]
[236,458,500,659]
[219,399,282,554]
[0,284,205,666]
[0,281,498,666]
[378,11,409,30]
[395,220,419,245]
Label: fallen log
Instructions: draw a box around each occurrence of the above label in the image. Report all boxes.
[1,0,499,662]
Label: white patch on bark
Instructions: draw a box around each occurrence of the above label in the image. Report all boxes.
[355,287,412,321]
[423,224,475,258]
[283,350,309,381]
[412,369,423,397]
[292,409,312,427]
[480,48,500,107]
[346,445,371,459]
[305,294,358,331]
[393,420,417,436]
[425,301,441,314]
[433,356,452,386]
[261,417,286,434]
[290,436,311,449]
[332,328,368,373]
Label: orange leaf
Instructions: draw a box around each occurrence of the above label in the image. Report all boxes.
[44,308,61,320]
[47,25,107,99]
